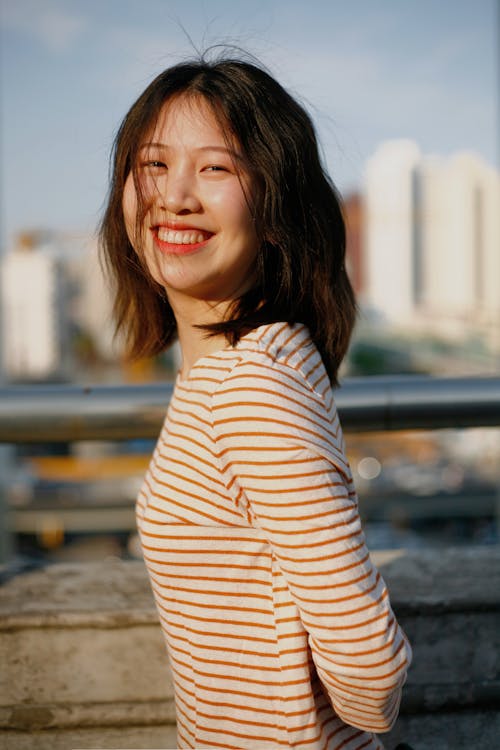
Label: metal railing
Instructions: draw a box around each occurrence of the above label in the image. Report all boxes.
[1,375,499,443]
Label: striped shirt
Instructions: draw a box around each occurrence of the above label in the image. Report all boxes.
[136,322,411,750]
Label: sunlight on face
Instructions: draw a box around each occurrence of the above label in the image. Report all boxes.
[122,95,259,312]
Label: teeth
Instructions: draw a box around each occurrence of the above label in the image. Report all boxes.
[157,228,207,244]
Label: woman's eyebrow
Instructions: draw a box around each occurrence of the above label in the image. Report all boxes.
[138,142,167,151]
[139,142,242,159]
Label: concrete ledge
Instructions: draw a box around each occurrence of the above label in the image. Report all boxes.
[1,547,499,749]
[0,562,173,722]
[374,546,500,613]
[1,724,179,750]
[4,713,498,750]
[387,708,500,750]
[2,700,174,730]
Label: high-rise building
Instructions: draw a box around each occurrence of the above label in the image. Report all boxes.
[0,236,69,381]
[364,140,500,347]
[364,140,421,323]
[0,230,118,382]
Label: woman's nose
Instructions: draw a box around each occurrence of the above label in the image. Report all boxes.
[157,171,201,215]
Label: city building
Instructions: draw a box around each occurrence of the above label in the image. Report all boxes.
[0,233,70,381]
[363,140,500,349]
[364,140,422,325]
[343,193,364,298]
[67,236,118,364]
[0,230,117,382]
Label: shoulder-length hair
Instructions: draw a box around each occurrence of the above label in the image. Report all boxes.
[99,54,356,387]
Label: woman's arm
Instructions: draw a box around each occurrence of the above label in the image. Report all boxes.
[212,360,412,734]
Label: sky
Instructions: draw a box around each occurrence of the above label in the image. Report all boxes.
[0,0,498,249]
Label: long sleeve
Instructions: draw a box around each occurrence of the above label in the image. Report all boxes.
[212,357,412,734]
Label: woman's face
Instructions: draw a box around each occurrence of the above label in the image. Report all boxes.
[122,95,259,310]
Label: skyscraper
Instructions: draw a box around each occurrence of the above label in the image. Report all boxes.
[364,140,500,348]
[0,237,69,381]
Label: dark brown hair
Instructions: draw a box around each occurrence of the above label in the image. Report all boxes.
[99,54,356,386]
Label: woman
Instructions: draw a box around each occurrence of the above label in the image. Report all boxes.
[100,54,412,750]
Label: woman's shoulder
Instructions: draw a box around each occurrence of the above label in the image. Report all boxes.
[212,323,348,475]
[231,322,332,397]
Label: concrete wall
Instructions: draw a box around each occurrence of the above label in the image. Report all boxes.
[1,547,499,749]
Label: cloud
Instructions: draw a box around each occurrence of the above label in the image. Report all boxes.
[1,0,88,53]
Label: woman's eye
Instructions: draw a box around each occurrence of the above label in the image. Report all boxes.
[141,160,166,169]
[203,165,228,172]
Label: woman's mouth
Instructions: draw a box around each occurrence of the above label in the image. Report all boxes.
[152,226,213,255]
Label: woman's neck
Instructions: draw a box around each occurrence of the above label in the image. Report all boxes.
[169,294,230,380]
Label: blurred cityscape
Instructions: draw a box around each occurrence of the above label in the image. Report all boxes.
[1,139,499,569]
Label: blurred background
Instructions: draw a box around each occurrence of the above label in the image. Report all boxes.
[0,0,499,570]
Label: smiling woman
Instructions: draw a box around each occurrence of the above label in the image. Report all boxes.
[121,95,260,333]
[99,55,358,385]
[99,52,412,750]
